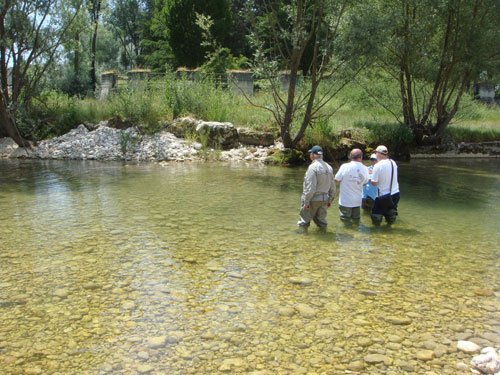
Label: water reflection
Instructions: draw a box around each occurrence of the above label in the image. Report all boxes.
[0,159,498,374]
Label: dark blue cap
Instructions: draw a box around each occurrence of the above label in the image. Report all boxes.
[308,145,323,155]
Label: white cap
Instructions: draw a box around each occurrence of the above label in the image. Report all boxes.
[375,145,388,155]
[370,153,377,159]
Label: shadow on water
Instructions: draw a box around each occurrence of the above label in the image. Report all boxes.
[302,224,422,244]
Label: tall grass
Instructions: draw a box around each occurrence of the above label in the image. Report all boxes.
[447,97,500,142]
[166,76,273,129]
[23,75,499,146]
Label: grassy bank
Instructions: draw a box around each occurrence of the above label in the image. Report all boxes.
[22,77,500,150]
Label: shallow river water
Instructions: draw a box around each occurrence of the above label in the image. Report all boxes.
[0,159,498,375]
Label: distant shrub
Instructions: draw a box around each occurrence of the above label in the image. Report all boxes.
[354,121,415,153]
[19,92,93,140]
[445,126,500,143]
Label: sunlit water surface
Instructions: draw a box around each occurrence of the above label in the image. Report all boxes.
[0,159,498,375]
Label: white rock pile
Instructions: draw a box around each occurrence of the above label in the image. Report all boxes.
[0,121,283,163]
[471,347,500,375]
[457,341,500,374]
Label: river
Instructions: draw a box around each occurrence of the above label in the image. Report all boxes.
[0,159,498,374]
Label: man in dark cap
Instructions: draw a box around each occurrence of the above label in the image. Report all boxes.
[297,145,336,233]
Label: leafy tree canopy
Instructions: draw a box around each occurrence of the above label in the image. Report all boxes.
[153,0,232,68]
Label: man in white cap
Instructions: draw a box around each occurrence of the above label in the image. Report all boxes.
[370,145,400,225]
[297,145,336,233]
[334,148,369,226]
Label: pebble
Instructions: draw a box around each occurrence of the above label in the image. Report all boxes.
[122,301,135,310]
[347,361,365,371]
[456,362,469,371]
[364,353,391,365]
[295,303,318,318]
[415,350,434,361]
[137,364,154,373]
[384,316,412,325]
[147,336,167,349]
[277,306,295,317]
[457,340,481,353]
[53,288,69,298]
[24,368,42,375]
[137,351,149,360]
[288,277,313,286]
[315,329,336,338]
[219,358,247,372]
[357,337,372,347]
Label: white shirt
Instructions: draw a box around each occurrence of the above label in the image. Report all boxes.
[371,159,399,196]
[335,161,369,207]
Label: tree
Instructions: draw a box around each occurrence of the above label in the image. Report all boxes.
[108,0,145,69]
[372,0,500,144]
[57,5,93,96]
[88,0,103,93]
[0,0,82,146]
[153,0,232,68]
[249,0,373,149]
[225,0,263,59]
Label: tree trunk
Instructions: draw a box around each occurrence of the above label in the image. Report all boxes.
[280,57,301,149]
[0,104,32,147]
[90,0,101,94]
[90,24,98,93]
[74,32,81,75]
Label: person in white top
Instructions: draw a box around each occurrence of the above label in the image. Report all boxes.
[297,145,336,233]
[334,148,369,226]
[362,153,378,210]
[369,145,400,226]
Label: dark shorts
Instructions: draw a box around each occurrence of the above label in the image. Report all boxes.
[371,192,400,224]
[362,197,375,210]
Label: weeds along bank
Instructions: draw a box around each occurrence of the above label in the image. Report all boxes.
[1,120,498,164]
[11,78,500,160]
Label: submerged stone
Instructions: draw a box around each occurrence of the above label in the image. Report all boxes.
[295,303,318,318]
[385,316,412,325]
[457,340,480,353]
[415,350,434,361]
[147,336,167,348]
[288,277,313,286]
[364,353,391,364]
[53,288,70,299]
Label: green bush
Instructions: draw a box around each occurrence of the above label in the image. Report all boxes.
[303,118,334,146]
[354,121,415,152]
[445,126,500,143]
[19,92,94,140]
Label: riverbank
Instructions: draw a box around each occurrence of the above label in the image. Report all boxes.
[0,121,281,163]
[0,120,499,163]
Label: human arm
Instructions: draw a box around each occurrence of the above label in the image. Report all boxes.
[328,166,337,207]
[370,164,379,186]
[301,167,317,208]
